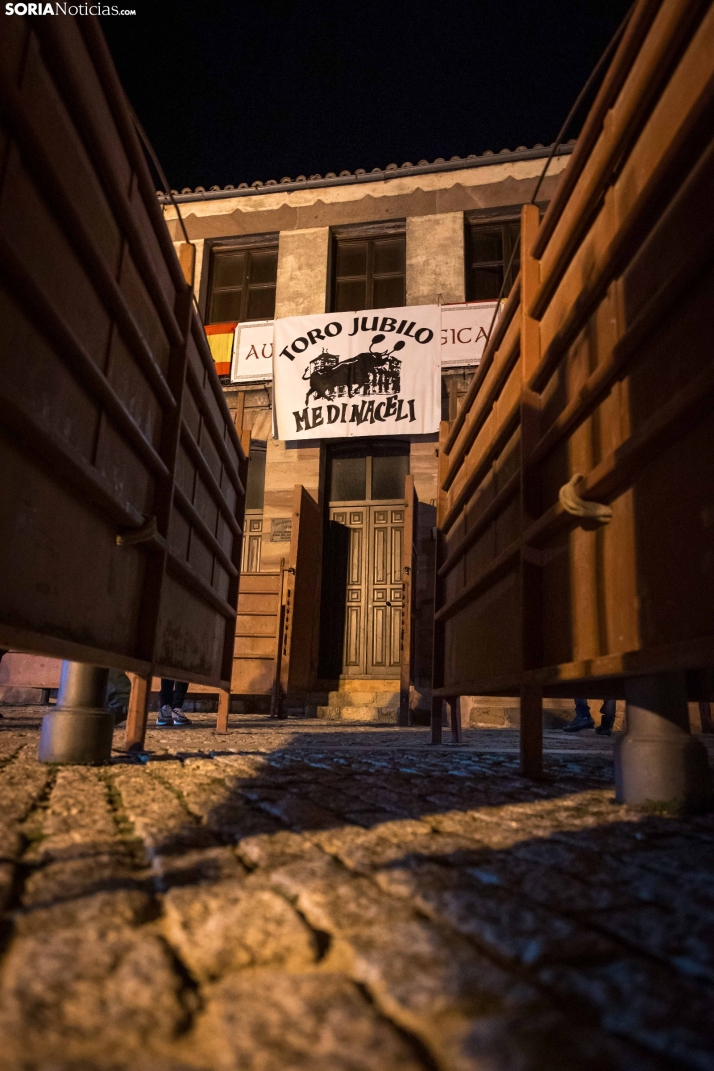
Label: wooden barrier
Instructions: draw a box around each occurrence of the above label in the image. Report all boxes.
[0,16,247,751]
[433,0,714,804]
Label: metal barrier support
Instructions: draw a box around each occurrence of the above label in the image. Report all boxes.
[39,661,114,764]
[615,673,712,812]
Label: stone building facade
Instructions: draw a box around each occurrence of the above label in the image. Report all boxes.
[162,146,573,721]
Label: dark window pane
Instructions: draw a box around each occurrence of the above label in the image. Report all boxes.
[372,274,405,309]
[245,446,266,510]
[470,228,503,264]
[246,285,276,320]
[209,288,242,323]
[373,238,405,275]
[213,252,246,289]
[249,249,278,285]
[330,454,367,501]
[372,452,409,500]
[336,241,368,277]
[334,279,367,312]
[469,267,502,301]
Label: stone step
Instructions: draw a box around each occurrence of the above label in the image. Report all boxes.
[315,705,398,723]
[325,690,399,708]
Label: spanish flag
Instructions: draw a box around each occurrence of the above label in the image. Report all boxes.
[205,322,237,376]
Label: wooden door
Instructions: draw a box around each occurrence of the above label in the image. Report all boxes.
[279,485,323,701]
[327,502,405,678]
[242,515,264,572]
[366,505,405,676]
[328,505,368,675]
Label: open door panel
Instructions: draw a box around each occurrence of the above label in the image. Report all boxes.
[399,474,418,725]
[277,484,323,712]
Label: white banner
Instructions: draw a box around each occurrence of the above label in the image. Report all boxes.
[440,301,500,367]
[230,320,274,383]
[273,306,441,440]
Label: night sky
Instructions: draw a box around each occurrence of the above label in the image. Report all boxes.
[100,0,632,193]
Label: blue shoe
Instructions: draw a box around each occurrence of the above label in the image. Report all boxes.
[157,704,173,727]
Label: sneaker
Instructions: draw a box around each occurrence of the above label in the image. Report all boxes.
[171,708,192,726]
[157,704,174,727]
[563,711,595,733]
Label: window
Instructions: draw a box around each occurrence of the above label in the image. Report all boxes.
[245,443,267,511]
[207,245,278,324]
[332,234,406,312]
[327,442,409,502]
[466,219,520,301]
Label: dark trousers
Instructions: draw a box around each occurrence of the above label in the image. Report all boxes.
[575,698,616,728]
[160,679,188,710]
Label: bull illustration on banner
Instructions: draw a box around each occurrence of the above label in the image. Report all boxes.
[303,334,405,404]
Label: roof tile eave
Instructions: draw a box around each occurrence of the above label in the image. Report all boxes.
[158,141,576,205]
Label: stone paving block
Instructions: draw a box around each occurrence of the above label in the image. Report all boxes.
[27,767,118,853]
[458,851,642,914]
[162,880,318,981]
[153,843,247,888]
[319,827,482,876]
[539,958,714,1069]
[0,861,14,913]
[21,849,142,908]
[236,827,322,870]
[591,902,714,983]
[445,1007,673,1071]
[0,924,190,1067]
[112,765,215,858]
[189,969,427,1071]
[13,887,155,934]
[257,791,344,831]
[0,753,50,859]
[375,859,618,968]
[270,853,412,935]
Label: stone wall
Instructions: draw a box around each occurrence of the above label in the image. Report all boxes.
[406,212,465,306]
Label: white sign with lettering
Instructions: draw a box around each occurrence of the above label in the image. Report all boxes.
[272,306,441,440]
[440,301,501,367]
[230,320,274,383]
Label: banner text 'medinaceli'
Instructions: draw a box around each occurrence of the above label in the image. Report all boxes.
[279,315,434,361]
[293,397,416,433]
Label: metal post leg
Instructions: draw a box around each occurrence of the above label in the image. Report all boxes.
[614,673,712,812]
[38,661,113,765]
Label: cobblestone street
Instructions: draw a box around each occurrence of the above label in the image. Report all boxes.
[0,710,712,1071]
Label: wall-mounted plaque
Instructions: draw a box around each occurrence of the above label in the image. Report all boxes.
[270,518,292,542]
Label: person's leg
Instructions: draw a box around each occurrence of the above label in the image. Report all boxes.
[106,669,131,726]
[563,698,595,732]
[596,699,617,735]
[172,681,189,709]
[171,681,192,726]
[158,680,175,725]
